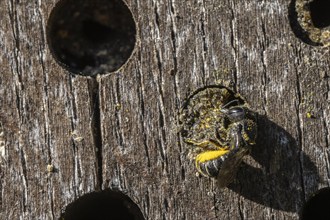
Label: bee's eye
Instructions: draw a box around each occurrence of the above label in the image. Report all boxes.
[227,107,245,121]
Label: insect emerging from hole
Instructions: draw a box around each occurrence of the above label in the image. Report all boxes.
[179,85,257,187]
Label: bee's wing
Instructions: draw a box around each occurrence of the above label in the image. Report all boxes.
[216,147,249,188]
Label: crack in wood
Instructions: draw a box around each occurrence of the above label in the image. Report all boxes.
[295,70,307,201]
[68,78,79,156]
[322,114,330,184]
[136,68,151,167]
[114,77,124,149]
[88,79,103,190]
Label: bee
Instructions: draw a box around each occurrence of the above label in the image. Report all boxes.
[179,85,257,187]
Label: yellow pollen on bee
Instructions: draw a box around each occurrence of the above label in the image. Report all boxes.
[243,133,248,139]
[195,149,229,163]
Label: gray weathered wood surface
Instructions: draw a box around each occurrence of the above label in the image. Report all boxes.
[1,0,329,219]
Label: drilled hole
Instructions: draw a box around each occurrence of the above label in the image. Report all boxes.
[47,0,136,76]
[310,0,330,28]
[301,187,330,220]
[60,190,145,220]
[289,0,330,46]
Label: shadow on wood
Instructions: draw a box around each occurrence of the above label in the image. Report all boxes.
[228,115,319,212]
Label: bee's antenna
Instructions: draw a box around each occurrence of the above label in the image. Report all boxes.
[221,99,240,109]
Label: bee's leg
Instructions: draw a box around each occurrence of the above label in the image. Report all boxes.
[228,124,244,151]
[195,148,229,177]
[185,139,211,148]
[215,126,230,146]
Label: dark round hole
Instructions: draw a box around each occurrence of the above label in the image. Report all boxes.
[301,187,330,220]
[60,190,145,220]
[288,0,330,46]
[47,0,136,76]
[310,0,330,28]
[289,0,317,46]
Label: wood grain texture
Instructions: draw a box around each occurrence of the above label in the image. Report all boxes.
[1,0,330,219]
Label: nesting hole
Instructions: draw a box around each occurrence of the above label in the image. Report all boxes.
[47,0,136,76]
[60,190,145,220]
[309,0,330,28]
[288,0,328,46]
[301,187,330,220]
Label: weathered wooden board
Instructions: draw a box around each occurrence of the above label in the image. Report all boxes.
[1,0,329,219]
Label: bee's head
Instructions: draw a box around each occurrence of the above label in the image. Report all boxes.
[221,106,246,122]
